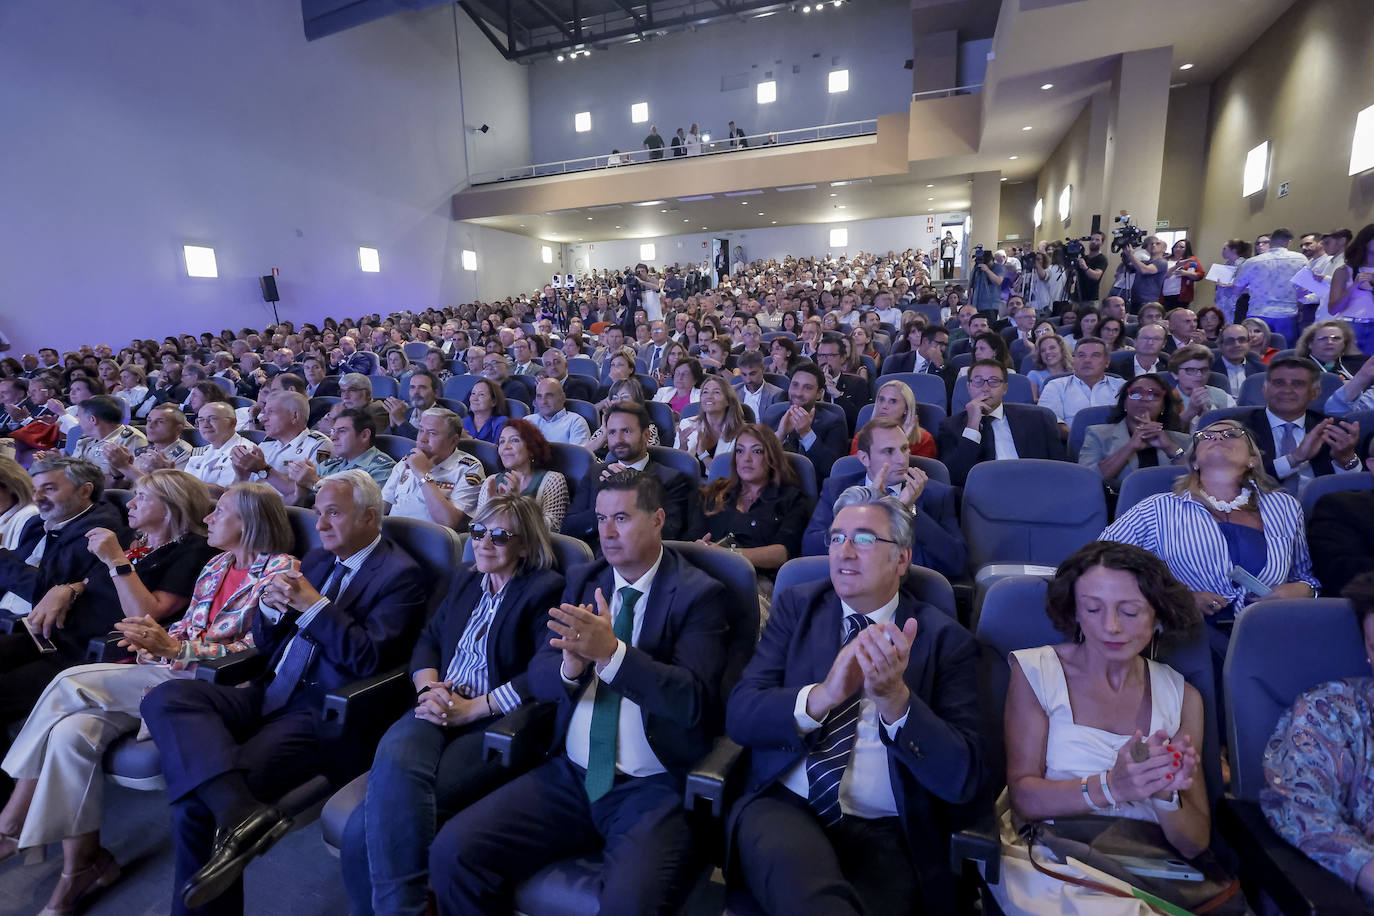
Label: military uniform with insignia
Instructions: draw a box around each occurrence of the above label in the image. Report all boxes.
[254,428,332,482]
[184,434,254,488]
[73,424,148,477]
[133,439,193,471]
[317,445,396,488]
[380,448,485,524]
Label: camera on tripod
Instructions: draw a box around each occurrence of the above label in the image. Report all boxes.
[1064,236,1090,260]
[972,244,992,264]
[1111,213,1147,253]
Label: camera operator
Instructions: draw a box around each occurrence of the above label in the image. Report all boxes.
[970,246,1005,312]
[1120,235,1169,312]
[1073,231,1109,304]
[538,284,569,333]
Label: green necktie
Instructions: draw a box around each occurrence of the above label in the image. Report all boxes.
[584,585,641,803]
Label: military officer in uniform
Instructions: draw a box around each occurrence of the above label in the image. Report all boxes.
[184,402,255,496]
[106,403,193,486]
[70,395,148,489]
[228,390,331,500]
[380,407,484,529]
[285,407,395,505]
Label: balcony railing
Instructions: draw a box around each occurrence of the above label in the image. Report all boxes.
[467,119,880,186]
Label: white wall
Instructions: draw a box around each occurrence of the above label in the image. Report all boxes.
[524,1,913,165]
[454,224,558,301]
[456,11,532,179]
[564,213,947,274]
[0,0,475,352]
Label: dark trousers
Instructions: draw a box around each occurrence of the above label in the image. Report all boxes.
[734,784,921,916]
[941,258,955,280]
[140,678,321,916]
[429,756,697,916]
[341,712,508,916]
[0,632,66,737]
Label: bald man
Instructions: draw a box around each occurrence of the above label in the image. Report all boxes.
[531,378,591,447]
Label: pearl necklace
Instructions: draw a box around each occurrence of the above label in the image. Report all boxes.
[1198,485,1253,513]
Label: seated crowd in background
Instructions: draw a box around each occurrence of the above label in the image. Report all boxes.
[1,226,1374,914]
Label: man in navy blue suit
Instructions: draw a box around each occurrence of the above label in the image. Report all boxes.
[802,419,966,578]
[936,359,1065,486]
[777,364,850,480]
[429,470,729,914]
[141,470,426,914]
[727,486,985,914]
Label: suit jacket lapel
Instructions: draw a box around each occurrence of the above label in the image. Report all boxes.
[632,551,676,654]
[484,572,527,679]
[333,541,385,613]
[1005,408,1031,456]
[810,592,845,682]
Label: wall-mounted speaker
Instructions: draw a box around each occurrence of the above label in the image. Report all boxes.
[260,275,279,303]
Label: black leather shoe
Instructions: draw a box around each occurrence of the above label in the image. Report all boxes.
[181,806,292,909]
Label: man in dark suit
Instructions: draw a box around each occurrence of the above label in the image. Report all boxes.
[802,419,966,577]
[777,364,850,480]
[1308,462,1374,596]
[883,326,951,379]
[949,313,990,359]
[815,338,872,432]
[141,470,427,913]
[429,471,729,914]
[541,349,597,403]
[1109,322,1169,380]
[1213,323,1266,395]
[936,359,1065,485]
[1002,299,1037,369]
[728,486,984,914]
[732,351,785,420]
[0,456,131,738]
[562,402,696,544]
[1236,357,1362,494]
[301,355,339,400]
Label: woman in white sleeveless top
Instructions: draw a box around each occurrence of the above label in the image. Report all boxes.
[988,541,1211,915]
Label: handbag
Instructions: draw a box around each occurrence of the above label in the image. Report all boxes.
[10,417,60,451]
[1021,815,1247,915]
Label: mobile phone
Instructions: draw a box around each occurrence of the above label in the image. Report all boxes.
[23,617,57,655]
[1230,566,1272,598]
[1107,854,1204,883]
[716,533,738,549]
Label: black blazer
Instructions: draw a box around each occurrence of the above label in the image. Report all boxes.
[410,565,564,706]
[780,406,849,480]
[561,458,698,543]
[253,537,426,715]
[307,379,341,399]
[1109,352,1167,380]
[935,403,1066,486]
[0,502,131,661]
[528,549,728,777]
[1212,353,1265,380]
[1308,489,1374,596]
[800,468,967,576]
[726,580,985,913]
[828,372,870,432]
[559,374,598,403]
[1239,407,1342,479]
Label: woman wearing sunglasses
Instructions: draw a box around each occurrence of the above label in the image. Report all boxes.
[341,493,563,916]
[476,418,569,534]
[1078,374,1190,487]
[1101,418,1318,658]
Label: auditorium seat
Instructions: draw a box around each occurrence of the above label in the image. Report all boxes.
[547,441,594,506]
[879,372,948,409]
[644,401,676,447]
[854,399,948,434]
[240,429,268,444]
[1195,406,1252,431]
[1067,405,1114,460]
[403,342,429,360]
[210,376,236,396]
[372,433,417,462]
[457,438,500,473]
[827,453,951,487]
[563,398,599,431]
[435,396,469,417]
[1299,472,1374,517]
[1236,371,1342,408]
[567,356,598,378]
[1219,599,1368,914]
[1115,465,1188,517]
[368,376,399,399]
[648,444,702,481]
[442,374,480,403]
[286,505,323,555]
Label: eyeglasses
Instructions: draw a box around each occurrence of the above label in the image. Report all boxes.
[1314,334,1345,342]
[1126,390,1163,401]
[968,377,1005,389]
[1175,366,1207,375]
[827,531,900,550]
[1220,336,1248,345]
[469,525,517,546]
[1194,427,1248,442]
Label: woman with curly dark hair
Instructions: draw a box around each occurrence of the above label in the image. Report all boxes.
[1077,373,1189,486]
[988,540,1210,915]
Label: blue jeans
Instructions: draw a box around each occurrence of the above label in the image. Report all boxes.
[341,712,502,916]
[1260,313,1299,345]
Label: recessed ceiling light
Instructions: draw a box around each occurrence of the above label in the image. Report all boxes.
[758,212,764,215]
[925,184,934,188]
[741,201,748,205]
[1040,83,1054,90]
[1000,177,1007,182]
[927,208,933,212]
[701,226,707,229]
[660,209,667,212]
[927,197,934,201]
[802,4,810,10]
[614,225,621,228]
[1022,125,1033,131]
[683,218,689,222]
[586,216,593,220]
[1179,63,1194,71]
[837,205,846,209]
[1009,155,1019,160]
[771,220,777,224]
[829,192,838,197]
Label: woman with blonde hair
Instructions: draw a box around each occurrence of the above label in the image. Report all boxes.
[674,375,746,463]
[848,379,938,458]
[0,479,293,914]
[0,457,38,550]
[1028,334,1073,400]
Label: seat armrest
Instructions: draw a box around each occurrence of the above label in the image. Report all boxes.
[950,807,1001,886]
[1218,796,1367,916]
[483,702,557,769]
[194,648,265,684]
[684,737,748,819]
[321,665,412,736]
[85,636,131,664]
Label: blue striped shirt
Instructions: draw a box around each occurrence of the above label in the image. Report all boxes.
[1100,489,1318,610]
[443,575,521,714]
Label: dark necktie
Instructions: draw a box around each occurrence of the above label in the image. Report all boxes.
[1278,422,1302,495]
[261,559,345,715]
[806,613,873,826]
[979,415,996,461]
[650,346,662,372]
[584,585,641,802]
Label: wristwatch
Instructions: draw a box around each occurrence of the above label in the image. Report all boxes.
[111,564,134,577]
[1171,448,1186,460]
[421,472,437,485]
[1340,456,1361,471]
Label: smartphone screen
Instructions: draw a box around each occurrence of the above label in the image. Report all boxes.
[23,617,58,654]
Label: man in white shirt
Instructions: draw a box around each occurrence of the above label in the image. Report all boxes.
[380,408,484,529]
[429,470,729,915]
[229,390,332,500]
[872,291,903,328]
[756,293,784,330]
[1037,338,1125,436]
[728,486,983,914]
[1231,227,1309,343]
[185,402,254,496]
[732,351,785,421]
[531,378,591,447]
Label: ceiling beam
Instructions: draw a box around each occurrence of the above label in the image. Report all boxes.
[525,0,576,41]
[459,1,514,59]
[607,0,646,36]
[509,0,787,58]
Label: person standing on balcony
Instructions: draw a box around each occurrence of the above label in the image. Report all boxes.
[670,128,686,158]
[687,123,702,156]
[728,120,748,148]
[643,126,665,161]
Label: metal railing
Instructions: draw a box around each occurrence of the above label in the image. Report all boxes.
[911,83,984,101]
[468,119,879,185]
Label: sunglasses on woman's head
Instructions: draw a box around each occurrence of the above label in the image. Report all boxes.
[469,525,516,545]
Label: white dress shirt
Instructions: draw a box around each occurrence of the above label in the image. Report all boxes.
[1266,409,1360,483]
[740,384,766,419]
[260,535,380,676]
[1219,358,1248,395]
[1038,374,1125,426]
[959,403,1020,460]
[563,549,668,778]
[256,428,332,481]
[532,409,591,447]
[782,591,909,819]
[185,434,254,488]
[381,448,485,522]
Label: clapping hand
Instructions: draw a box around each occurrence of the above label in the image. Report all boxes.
[230,444,268,476]
[853,619,918,724]
[786,405,815,438]
[1323,420,1361,466]
[548,589,619,676]
[383,397,409,426]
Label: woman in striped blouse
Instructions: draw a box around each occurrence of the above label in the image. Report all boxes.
[1100,419,1318,659]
